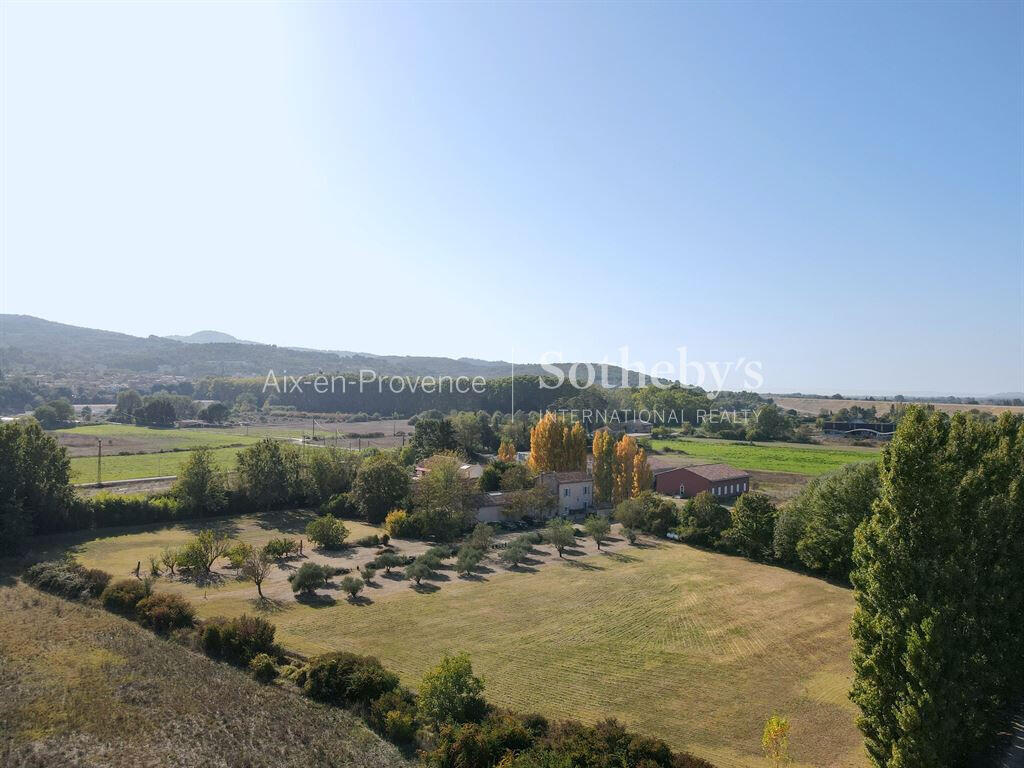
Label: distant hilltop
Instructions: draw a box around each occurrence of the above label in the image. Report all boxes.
[0,314,646,385]
[163,330,258,345]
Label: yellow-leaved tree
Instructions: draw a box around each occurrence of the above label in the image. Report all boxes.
[632,446,653,497]
[529,412,587,472]
[591,428,615,503]
[612,435,639,504]
[497,439,517,463]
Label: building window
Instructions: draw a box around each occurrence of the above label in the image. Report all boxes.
[564,488,570,497]
[583,486,588,495]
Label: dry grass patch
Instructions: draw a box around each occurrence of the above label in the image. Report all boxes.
[0,581,409,768]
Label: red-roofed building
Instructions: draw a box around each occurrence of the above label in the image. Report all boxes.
[652,463,750,499]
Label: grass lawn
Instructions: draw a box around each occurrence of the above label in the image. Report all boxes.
[648,437,880,476]
[53,423,263,454]
[69,444,245,483]
[59,516,865,768]
[0,580,408,768]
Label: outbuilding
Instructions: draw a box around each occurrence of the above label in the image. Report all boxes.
[653,463,750,499]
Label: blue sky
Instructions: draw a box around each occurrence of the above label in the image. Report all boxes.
[2,1,1021,395]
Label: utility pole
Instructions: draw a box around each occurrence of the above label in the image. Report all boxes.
[96,438,102,486]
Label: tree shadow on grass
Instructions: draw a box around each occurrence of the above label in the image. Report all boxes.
[603,550,640,563]
[380,570,405,581]
[563,559,605,571]
[503,562,539,574]
[410,581,440,593]
[180,518,244,537]
[560,547,587,558]
[178,569,226,587]
[294,592,337,607]
[345,594,374,606]
[253,509,314,534]
[251,596,288,613]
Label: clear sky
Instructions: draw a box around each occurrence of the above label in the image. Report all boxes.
[2,1,1021,395]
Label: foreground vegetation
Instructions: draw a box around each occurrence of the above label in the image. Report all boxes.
[16,557,715,768]
[0,580,407,768]
[58,516,861,768]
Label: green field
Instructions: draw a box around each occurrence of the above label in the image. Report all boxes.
[69,445,244,483]
[648,437,880,476]
[55,423,262,451]
[64,517,865,768]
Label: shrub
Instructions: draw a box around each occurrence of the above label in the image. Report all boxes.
[384,508,419,538]
[340,575,364,600]
[302,651,400,706]
[305,514,349,550]
[100,578,151,615]
[263,537,300,560]
[373,552,409,573]
[405,558,435,585]
[499,540,529,568]
[226,542,255,569]
[288,562,332,595]
[677,492,730,546]
[319,491,358,519]
[368,688,419,743]
[135,592,196,633]
[249,652,278,684]
[418,651,486,726]
[177,529,233,573]
[353,534,381,547]
[24,559,110,600]
[544,518,575,558]
[613,491,678,537]
[466,523,493,550]
[721,492,777,560]
[456,545,483,576]
[201,614,278,666]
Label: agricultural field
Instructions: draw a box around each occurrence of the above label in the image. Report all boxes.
[53,423,263,457]
[54,420,403,483]
[647,436,880,477]
[52,515,866,768]
[771,395,1024,418]
[68,444,245,483]
[0,580,408,768]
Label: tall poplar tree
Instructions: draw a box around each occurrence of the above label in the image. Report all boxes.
[591,428,615,503]
[632,446,653,497]
[612,435,639,504]
[851,408,1024,767]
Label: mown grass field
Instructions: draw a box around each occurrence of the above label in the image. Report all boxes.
[0,580,409,768]
[53,423,263,455]
[648,437,880,476]
[69,444,245,483]
[62,517,865,768]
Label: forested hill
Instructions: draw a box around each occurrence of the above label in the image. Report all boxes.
[0,314,648,385]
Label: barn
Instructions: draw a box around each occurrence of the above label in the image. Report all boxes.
[653,463,751,499]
